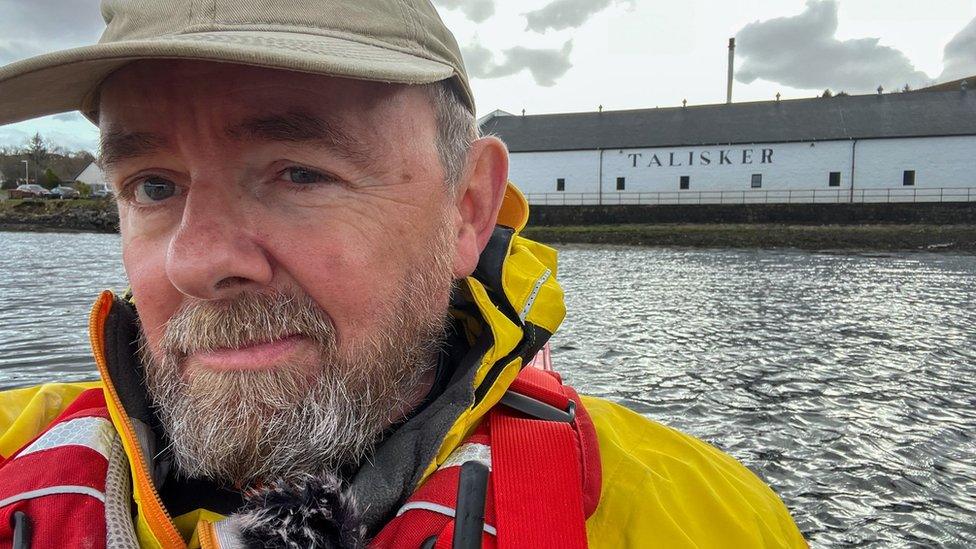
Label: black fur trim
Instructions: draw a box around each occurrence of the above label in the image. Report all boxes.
[234,473,366,549]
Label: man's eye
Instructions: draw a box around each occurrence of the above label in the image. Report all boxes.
[134,177,179,204]
[285,167,329,185]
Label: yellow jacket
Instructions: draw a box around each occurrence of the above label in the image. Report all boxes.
[0,185,805,548]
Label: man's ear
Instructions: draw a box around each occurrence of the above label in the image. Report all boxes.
[452,136,509,279]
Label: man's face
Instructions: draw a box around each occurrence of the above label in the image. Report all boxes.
[98,60,467,483]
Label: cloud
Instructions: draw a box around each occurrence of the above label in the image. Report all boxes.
[0,40,43,65]
[523,0,633,33]
[0,0,104,63]
[0,107,98,151]
[940,17,976,82]
[52,112,84,123]
[0,127,30,145]
[0,122,98,153]
[433,0,495,23]
[0,1,103,149]
[734,0,931,93]
[463,41,574,86]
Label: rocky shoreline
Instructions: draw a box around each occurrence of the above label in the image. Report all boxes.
[3,200,974,252]
[0,199,119,233]
[522,223,976,252]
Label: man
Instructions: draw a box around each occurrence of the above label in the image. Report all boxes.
[0,1,806,547]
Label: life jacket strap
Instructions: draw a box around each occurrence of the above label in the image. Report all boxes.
[371,366,601,549]
[498,391,575,423]
[490,367,589,549]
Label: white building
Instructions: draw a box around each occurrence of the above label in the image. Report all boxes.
[74,161,111,194]
[481,90,976,205]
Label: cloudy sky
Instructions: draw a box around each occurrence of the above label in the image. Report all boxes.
[1,0,974,152]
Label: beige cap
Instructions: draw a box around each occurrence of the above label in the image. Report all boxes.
[0,0,473,126]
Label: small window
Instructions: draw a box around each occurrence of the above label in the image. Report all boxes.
[680,176,690,190]
[751,174,762,188]
[903,170,915,186]
[829,172,841,187]
[616,177,626,191]
[556,178,565,191]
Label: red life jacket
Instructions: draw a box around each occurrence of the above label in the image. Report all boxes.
[371,366,602,549]
[0,388,134,549]
[0,367,600,548]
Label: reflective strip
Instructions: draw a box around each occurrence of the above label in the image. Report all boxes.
[104,435,139,549]
[213,517,247,549]
[440,443,491,471]
[18,416,115,461]
[519,269,552,322]
[0,485,106,507]
[396,501,497,536]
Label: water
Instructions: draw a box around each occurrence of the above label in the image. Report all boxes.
[553,245,976,547]
[0,232,126,386]
[1,231,974,547]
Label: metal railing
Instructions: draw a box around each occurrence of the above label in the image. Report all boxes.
[522,187,976,206]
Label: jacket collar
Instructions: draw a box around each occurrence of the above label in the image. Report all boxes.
[351,183,566,530]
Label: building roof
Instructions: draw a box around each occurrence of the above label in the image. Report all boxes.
[918,76,973,93]
[480,90,976,152]
[477,109,515,127]
[75,161,110,189]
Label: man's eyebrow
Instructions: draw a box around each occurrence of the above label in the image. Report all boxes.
[98,130,169,171]
[225,110,374,166]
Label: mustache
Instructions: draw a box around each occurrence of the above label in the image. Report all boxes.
[159,290,337,357]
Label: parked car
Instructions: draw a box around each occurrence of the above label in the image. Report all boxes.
[91,188,113,199]
[50,185,81,199]
[9,184,53,199]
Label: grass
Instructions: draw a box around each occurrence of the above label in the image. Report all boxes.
[521,223,976,252]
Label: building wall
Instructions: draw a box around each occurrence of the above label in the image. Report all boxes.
[75,162,111,192]
[855,136,975,190]
[508,135,976,204]
[507,150,601,196]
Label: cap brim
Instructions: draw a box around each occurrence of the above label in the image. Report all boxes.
[0,30,459,126]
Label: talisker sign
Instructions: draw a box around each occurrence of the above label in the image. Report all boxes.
[626,148,774,168]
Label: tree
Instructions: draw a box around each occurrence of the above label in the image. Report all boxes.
[902,84,913,93]
[74,181,92,198]
[0,145,27,186]
[821,89,833,98]
[25,133,50,184]
[42,167,61,189]
[71,150,95,163]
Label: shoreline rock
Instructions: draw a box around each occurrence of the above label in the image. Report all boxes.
[521,223,976,252]
[3,200,974,252]
[0,199,119,233]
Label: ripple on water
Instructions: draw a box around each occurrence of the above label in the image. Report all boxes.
[553,244,976,547]
[1,234,975,546]
[1,232,126,388]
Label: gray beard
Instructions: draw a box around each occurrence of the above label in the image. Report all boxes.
[145,333,440,485]
[142,251,455,487]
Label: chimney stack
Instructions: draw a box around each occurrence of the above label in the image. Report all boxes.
[727,37,735,104]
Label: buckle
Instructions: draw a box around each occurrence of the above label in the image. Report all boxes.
[500,391,576,423]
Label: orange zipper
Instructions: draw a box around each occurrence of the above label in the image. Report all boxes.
[89,290,187,549]
[197,520,219,549]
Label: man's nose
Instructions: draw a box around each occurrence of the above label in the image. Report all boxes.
[166,182,273,299]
